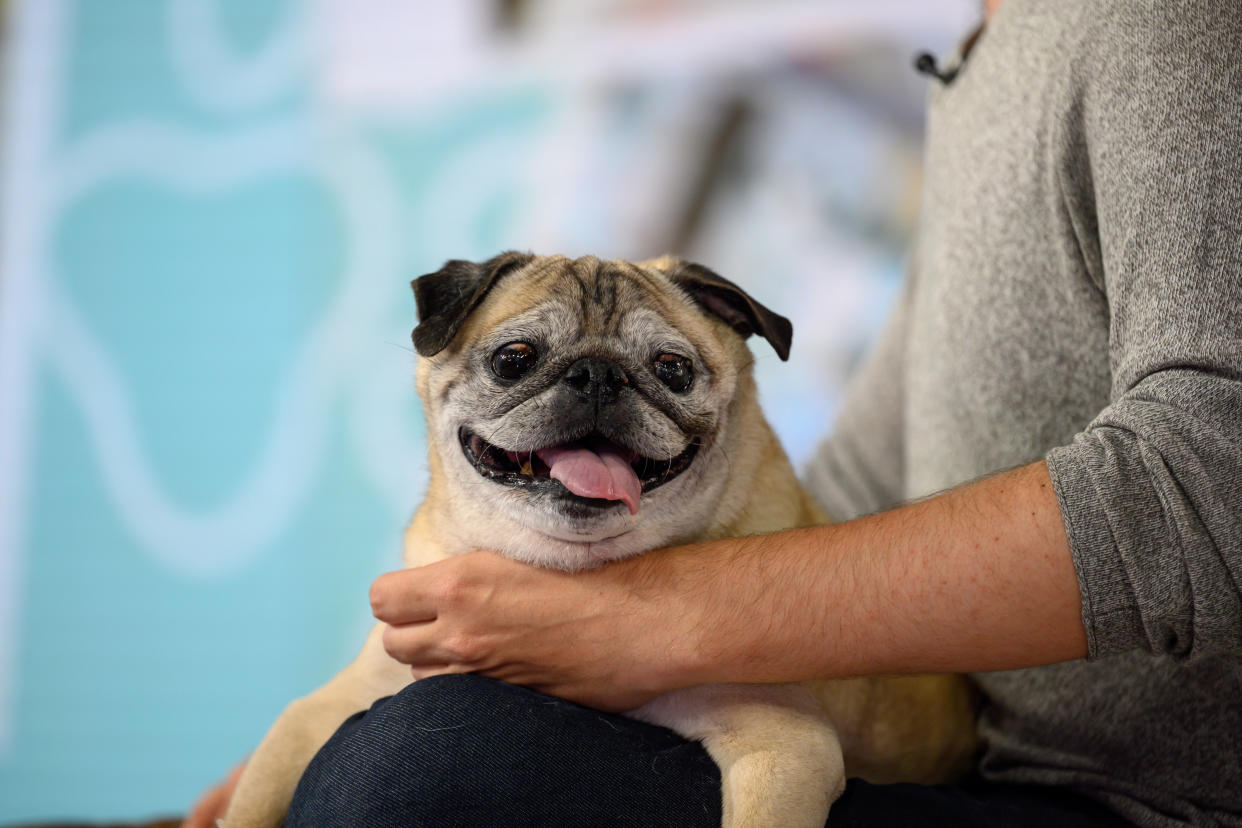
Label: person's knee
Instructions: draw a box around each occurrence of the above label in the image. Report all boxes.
[287,674,514,826]
[312,672,513,775]
[389,672,518,713]
[287,674,727,827]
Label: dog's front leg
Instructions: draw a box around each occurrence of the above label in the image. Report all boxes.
[633,683,843,828]
[221,623,412,827]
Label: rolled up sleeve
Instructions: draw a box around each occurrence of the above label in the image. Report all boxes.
[1046,2,1242,660]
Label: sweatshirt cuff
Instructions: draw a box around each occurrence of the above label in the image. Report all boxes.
[1045,443,1146,659]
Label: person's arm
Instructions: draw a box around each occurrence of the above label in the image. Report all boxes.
[375,6,1242,713]
[372,460,1086,712]
[1046,2,1242,661]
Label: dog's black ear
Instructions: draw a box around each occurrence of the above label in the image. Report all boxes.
[411,251,535,357]
[663,260,793,361]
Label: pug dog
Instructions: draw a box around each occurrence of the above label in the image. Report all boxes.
[221,252,977,827]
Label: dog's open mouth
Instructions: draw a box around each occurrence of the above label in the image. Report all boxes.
[460,428,699,514]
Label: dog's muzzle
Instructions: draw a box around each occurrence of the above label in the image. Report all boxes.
[459,428,699,515]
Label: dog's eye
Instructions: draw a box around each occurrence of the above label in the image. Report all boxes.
[653,353,694,393]
[492,342,538,381]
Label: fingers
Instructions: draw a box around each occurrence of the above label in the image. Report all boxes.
[381,618,440,664]
[373,558,500,670]
[369,569,440,624]
[184,761,246,828]
[184,786,224,828]
[381,616,489,669]
[370,552,509,624]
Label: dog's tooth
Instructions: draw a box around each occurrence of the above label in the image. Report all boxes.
[520,460,534,476]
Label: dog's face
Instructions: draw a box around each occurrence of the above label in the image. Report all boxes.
[412,252,791,571]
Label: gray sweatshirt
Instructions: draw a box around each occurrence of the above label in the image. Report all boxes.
[802,1,1242,825]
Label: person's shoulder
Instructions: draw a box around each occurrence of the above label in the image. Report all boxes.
[1072,0,1241,70]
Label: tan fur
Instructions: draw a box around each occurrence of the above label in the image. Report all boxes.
[222,256,977,827]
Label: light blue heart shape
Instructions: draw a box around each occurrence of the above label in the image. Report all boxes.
[53,173,344,510]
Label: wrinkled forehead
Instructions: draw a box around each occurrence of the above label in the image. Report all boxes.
[465,256,714,356]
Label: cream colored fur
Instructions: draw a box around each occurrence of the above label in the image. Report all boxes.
[221,256,977,827]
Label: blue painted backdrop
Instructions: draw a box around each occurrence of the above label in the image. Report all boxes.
[0,0,966,821]
[0,1,457,819]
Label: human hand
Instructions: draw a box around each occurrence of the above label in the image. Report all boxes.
[370,549,706,711]
[184,760,246,828]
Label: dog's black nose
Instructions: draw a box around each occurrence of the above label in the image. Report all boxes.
[563,357,629,402]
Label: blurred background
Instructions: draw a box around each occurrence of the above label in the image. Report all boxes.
[0,0,976,822]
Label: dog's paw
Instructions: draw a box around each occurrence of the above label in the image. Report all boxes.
[635,683,843,828]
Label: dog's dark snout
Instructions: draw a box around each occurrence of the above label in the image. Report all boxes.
[563,357,628,402]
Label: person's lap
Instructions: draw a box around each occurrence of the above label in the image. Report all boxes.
[286,674,1129,828]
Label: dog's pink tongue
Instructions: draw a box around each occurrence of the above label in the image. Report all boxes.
[537,444,641,515]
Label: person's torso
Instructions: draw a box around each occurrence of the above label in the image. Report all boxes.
[906,3,1242,824]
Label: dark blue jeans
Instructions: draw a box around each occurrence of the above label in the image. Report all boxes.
[286,674,1131,828]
